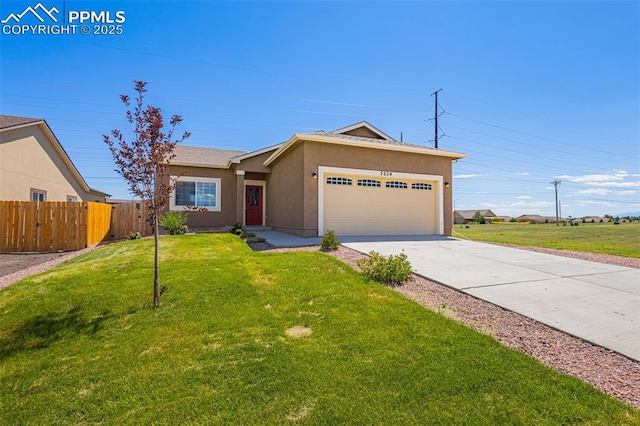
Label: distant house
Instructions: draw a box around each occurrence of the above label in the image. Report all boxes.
[517,214,560,224]
[493,215,512,222]
[0,115,109,202]
[580,216,608,223]
[164,121,466,237]
[454,209,496,224]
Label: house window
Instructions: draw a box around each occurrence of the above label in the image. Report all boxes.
[412,183,432,190]
[31,189,46,202]
[67,195,78,202]
[357,179,381,187]
[326,177,352,186]
[170,177,221,211]
[385,181,407,189]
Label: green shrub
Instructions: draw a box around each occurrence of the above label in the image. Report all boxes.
[472,211,486,224]
[128,231,142,240]
[229,222,244,235]
[320,230,340,251]
[159,211,189,235]
[229,224,266,243]
[357,251,413,286]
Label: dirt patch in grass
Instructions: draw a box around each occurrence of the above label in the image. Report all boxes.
[285,325,313,338]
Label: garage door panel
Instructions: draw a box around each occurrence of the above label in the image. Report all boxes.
[323,172,438,236]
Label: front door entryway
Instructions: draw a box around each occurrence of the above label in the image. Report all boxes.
[245,185,263,226]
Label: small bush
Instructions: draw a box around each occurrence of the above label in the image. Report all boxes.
[129,231,142,240]
[472,211,486,224]
[229,224,266,243]
[320,230,339,251]
[229,222,244,235]
[159,211,188,235]
[357,251,413,286]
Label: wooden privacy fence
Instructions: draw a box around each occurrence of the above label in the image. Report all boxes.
[0,201,112,253]
[109,201,153,240]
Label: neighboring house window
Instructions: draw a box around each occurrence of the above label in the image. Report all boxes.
[385,181,407,189]
[412,183,432,190]
[31,189,46,202]
[326,177,352,186]
[67,195,78,202]
[357,179,381,187]
[170,177,221,211]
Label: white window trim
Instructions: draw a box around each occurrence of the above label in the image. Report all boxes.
[169,176,221,212]
[31,188,46,202]
[317,166,444,236]
[243,180,266,226]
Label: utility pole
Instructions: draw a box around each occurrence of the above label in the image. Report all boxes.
[430,89,442,148]
[550,179,561,226]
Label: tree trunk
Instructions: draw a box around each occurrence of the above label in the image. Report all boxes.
[153,211,160,307]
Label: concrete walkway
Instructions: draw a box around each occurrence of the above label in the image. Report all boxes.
[253,231,639,360]
[340,236,640,361]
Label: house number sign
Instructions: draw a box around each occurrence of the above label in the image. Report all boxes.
[380,171,393,176]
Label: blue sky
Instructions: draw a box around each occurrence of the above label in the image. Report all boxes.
[1,1,638,217]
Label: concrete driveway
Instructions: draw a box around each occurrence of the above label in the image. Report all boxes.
[341,236,640,361]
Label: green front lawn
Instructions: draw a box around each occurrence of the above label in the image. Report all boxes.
[1,234,637,424]
[455,222,640,258]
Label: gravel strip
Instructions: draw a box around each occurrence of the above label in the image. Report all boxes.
[0,247,97,289]
[268,244,640,409]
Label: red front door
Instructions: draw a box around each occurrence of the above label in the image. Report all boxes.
[245,185,263,226]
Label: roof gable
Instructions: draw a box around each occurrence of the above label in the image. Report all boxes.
[264,122,466,166]
[330,121,393,140]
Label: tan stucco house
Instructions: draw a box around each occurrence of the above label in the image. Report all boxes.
[517,214,560,224]
[166,122,466,237]
[0,115,109,202]
[453,209,497,224]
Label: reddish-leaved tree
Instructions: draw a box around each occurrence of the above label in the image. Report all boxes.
[104,81,190,307]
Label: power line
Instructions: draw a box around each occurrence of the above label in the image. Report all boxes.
[447,112,634,160]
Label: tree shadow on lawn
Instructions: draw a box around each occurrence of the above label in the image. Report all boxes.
[0,306,116,360]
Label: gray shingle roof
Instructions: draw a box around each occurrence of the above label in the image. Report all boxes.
[0,115,44,129]
[455,209,496,219]
[172,145,247,167]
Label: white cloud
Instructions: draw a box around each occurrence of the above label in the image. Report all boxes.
[516,195,532,199]
[480,200,554,209]
[615,190,638,195]
[555,170,640,189]
[575,200,617,207]
[516,172,529,176]
[574,188,611,195]
[454,174,479,179]
[556,173,622,183]
[587,181,640,188]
